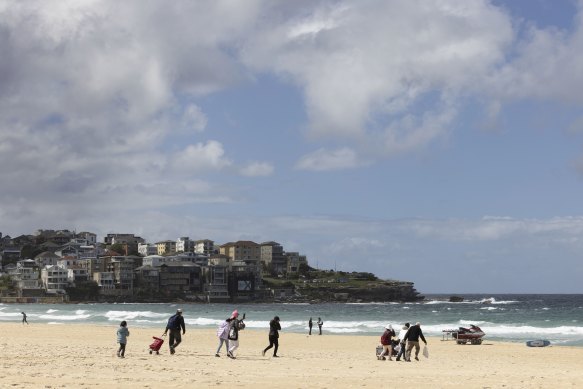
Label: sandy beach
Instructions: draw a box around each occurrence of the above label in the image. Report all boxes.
[0,323,581,388]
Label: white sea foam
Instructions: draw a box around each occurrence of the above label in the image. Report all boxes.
[104,310,168,321]
[46,309,59,313]
[39,314,91,321]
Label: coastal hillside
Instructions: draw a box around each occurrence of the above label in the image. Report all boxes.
[263,269,423,303]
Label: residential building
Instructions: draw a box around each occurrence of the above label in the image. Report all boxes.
[219,241,260,264]
[194,239,214,255]
[138,243,158,256]
[260,241,287,275]
[13,259,44,295]
[158,262,203,294]
[34,251,60,268]
[67,266,89,284]
[176,237,195,253]
[156,240,176,256]
[93,271,115,290]
[41,265,69,292]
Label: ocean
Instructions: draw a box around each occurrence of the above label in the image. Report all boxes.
[1,294,582,346]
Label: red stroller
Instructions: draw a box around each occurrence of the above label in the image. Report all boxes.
[149,335,165,355]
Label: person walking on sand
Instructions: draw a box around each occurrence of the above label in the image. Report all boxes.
[21,312,28,325]
[262,316,281,357]
[395,322,410,361]
[317,317,323,335]
[378,324,396,361]
[216,316,234,358]
[404,322,427,362]
[308,317,313,335]
[163,308,185,355]
[228,310,246,359]
[116,321,130,358]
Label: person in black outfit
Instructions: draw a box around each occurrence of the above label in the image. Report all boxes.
[308,317,313,335]
[163,308,186,354]
[21,312,28,325]
[262,316,281,357]
[404,322,427,361]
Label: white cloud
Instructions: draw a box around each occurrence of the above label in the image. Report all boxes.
[239,161,274,177]
[296,147,364,171]
[242,1,513,156]
[178,104,208,133]
[172,141,232,172]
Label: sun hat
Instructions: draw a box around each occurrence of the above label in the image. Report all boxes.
[177,308,183,313]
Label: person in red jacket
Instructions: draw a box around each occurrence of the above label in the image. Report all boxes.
[378,324,396,361]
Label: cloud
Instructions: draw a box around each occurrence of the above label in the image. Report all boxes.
[172,141,232,172]
[242,1,513,158]
[295,147,365,171]
[239,161,274,177]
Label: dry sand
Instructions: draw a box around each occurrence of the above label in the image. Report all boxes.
[0,323,581,388]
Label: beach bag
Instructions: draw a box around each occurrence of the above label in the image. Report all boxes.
[423,345,429,358]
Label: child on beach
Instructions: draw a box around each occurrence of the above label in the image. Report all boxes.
[216,317,234,358]
[116,321,129,358]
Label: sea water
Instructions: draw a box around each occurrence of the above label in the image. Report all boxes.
[1,294,582,346]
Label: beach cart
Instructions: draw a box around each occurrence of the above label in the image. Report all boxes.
[149,335,165,354]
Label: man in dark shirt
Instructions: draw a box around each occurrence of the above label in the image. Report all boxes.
[404,322,427,361]
[163,308,186,354]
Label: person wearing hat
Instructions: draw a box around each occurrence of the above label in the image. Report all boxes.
[403,322,427,361]
[163,309,186,355]
[395,323,410,361]
[262,316,281,358]
[378,324,396,360]
[228,311,246,358]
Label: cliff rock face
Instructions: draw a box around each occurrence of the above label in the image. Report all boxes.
[296,282,423,303]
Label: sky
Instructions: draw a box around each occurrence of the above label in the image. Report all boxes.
[1,0,583,294]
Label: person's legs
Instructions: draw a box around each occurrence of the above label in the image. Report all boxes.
[406,341,416,361]
[378,345,388,359]
[120,343,126,357]
[273,337,279,356]
[396,342,406,360]
[262,337,274,356]
[169,331,176,351]
[216,338,226,354]
[414,342,421,360]
[228,340,239,356]
[309,326,312,335]
[387,345,393,360]
[173,330,182,348]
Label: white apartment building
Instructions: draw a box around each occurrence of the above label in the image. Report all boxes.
[138,243,158,256]
[41,265,69,292]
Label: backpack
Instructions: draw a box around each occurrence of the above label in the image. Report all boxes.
[167,314,179,329]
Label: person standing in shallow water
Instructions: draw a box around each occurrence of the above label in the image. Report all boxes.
[308,317,313,335]
[317,317,323,335]
[21,312,28,325]
[262,316,281,357]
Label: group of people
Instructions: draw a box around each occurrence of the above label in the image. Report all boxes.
[114,309,282,359]
[378,322,427,362]
[307,317,323,335]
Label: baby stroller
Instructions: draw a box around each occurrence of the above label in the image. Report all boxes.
[149,335,165,355]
